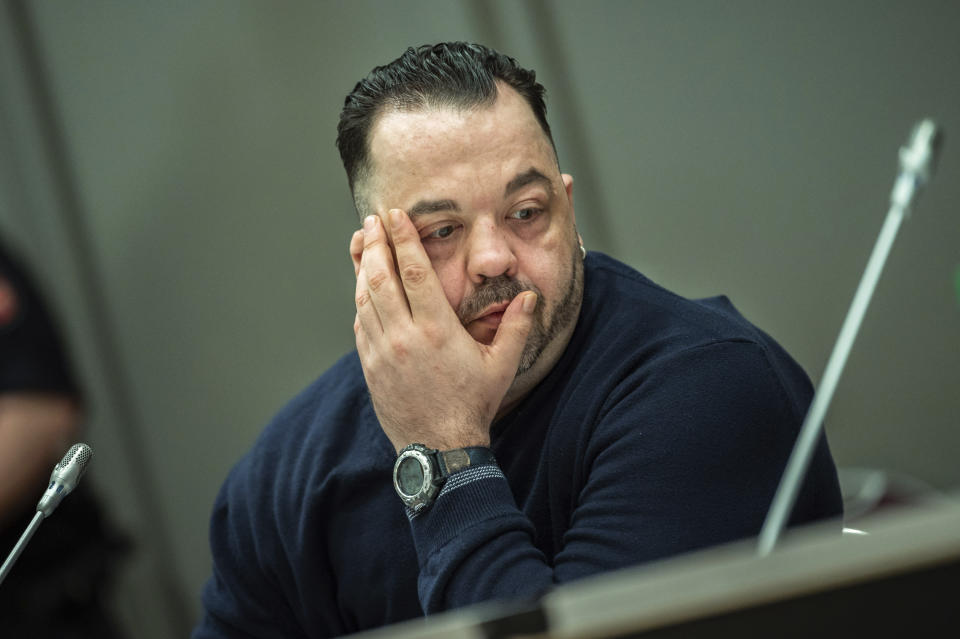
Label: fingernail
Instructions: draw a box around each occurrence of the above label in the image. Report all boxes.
[522,292,538,313]
[363,215,376,233]
[388,209,403,229]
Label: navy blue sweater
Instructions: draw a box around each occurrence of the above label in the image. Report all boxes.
[194,253,842,638]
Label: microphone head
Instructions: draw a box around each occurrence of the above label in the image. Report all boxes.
[899,118,944,184]
[56,442,93,477]
[37,442,93,518]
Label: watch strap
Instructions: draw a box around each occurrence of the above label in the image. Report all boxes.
[435,446,497,478]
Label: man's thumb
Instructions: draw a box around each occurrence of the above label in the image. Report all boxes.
[491,292,537,360]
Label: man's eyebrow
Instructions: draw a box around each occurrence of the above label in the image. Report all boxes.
[405,169,551,218]
[407,198,460,218]
[504,168,554,197]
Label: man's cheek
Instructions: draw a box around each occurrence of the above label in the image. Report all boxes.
[430,262,463,312]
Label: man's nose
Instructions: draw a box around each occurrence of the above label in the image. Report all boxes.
[466,222,517,283]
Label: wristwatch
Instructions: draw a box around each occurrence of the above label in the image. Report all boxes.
[392,443,497,512]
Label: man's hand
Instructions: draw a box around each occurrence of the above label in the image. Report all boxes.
[351,209,537,453]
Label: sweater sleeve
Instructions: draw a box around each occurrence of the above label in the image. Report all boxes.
[406,340,833,612]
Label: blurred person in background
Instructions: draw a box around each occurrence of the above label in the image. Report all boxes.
[0,238,128,639]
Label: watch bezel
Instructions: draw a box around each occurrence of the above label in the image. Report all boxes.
[393,443,440,512]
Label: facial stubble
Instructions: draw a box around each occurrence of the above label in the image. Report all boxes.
[456,242,584,376]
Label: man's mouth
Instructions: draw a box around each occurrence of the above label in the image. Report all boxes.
[468,301,511,329]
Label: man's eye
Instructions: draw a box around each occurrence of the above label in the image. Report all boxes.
[510,208,541,221]
[427,225,456,239]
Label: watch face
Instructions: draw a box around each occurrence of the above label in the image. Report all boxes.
[393,444,441,510]
[396,456,425,497]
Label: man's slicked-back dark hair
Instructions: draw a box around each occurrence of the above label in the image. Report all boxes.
[336,42,555,215]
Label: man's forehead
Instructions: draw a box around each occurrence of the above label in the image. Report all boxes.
[363,88,556,207]
[370,85,548,157]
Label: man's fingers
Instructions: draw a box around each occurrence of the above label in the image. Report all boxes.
[386,208,452,321]
[356,214,411,336]
[354,263,383,336]
[490,292,537,369]
[354,312,370,354]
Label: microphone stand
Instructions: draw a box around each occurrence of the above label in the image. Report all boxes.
[757,119,943,557]
[0,512,44,585]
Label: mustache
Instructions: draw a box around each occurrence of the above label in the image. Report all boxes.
[456,276,536,324]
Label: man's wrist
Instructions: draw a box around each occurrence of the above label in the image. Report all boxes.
[436,446,497,477]
[393,444,498,513]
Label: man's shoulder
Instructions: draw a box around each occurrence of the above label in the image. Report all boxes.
[582,252,771,353]
[268,350,368,436]
[222,350,389,505]
[572,253,813,410]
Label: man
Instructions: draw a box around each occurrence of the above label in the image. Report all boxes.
[194,42,841,638]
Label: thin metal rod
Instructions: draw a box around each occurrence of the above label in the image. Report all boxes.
[757,200,908,557]
[0,511,44,585]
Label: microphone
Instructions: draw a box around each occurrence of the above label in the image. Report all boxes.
[757,119,944,557]
[0,443,93,585]
[36,442,93,517]
[891,118,944,211]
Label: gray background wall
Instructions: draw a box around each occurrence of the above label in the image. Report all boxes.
[0,1,957,637]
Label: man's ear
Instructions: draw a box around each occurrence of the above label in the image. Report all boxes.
[561,174,575,221]
[561,173,574,199]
